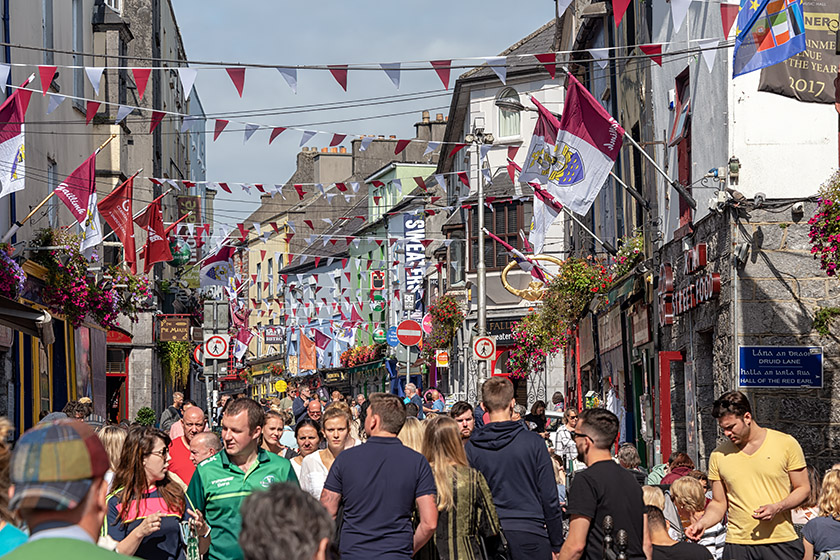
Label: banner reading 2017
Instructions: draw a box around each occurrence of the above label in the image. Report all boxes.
[759,1,839,104]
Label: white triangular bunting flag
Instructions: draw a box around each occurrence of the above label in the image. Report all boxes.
[178,68,198,100]
[186,222,195,237]
[424,142,440,156]
[278,67,297,94]
[351,182,360,193]
[697,39,719,72]
[252,222,262,236]
[115,105,133,124]
[300,130,316,146]
[392,178,402,193]
[85,67,104,96]
[671,0,692,33]
[435,174,446,191]
[360,137,373,151]
[588,48,610,69]
[380,62,401,89]
[325,192,337,204]
[479,144,492,161]
[0,65,9,91]
[482,168,493,184]
[485,57,507,84]
[46,93,65,115]
[244,123,259,143]
[344,194,353,203]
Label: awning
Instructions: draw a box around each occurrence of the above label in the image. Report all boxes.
[0,296,51,339]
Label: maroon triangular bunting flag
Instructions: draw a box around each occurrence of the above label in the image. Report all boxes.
[85,101,100,125]
[448,143,467,158]
[226,68,246,97]
[132,68,152,100]
[395,139,411,155]
[430,60,451,89]
[328,65,348,91]
[269,127,286,144]
[214,119,229,141]
[639,44,663,66]
[534,54,556,79]
[720,4,739,37]
[150,110,165,133]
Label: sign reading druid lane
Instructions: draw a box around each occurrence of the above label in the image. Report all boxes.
[759,1,838,104]
[739,346,823,388]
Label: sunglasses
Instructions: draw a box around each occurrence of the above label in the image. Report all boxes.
[570,431,593,442]
[148,448,169,460]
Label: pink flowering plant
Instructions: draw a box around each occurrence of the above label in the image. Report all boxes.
[809,171,840,276]
[340,343,384,368]
[421,295,464,361]
[610,232,644,279]
[33,228,149,329]
[0,243,25,299]
[508,313,565,379]
[509,257,611,378]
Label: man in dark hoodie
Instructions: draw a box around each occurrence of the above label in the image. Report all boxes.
[466,376,563,560]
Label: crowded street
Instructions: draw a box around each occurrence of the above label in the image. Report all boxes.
[0,1,836,559]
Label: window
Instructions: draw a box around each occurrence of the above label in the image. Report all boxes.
[256,262,262,301]
[47,159,58,227]
[469,202,523,271]
[267,258,274,297]
[496,87,521,138]
[448,231,465,285]
[42,0,54,66]
[671,69,692,228]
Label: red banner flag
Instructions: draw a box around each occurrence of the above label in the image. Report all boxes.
[134,198,172,273]
[98,176,137,273]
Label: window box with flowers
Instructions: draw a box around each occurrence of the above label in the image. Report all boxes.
[340,344,385,368]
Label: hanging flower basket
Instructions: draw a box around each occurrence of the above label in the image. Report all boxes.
[809,171,840,276]
[0,244,25,300]
[340,343,385,368]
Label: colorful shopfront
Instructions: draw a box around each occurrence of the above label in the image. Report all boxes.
[13,260,108,433]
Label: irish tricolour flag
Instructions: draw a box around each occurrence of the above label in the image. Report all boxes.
[520,74,624,215]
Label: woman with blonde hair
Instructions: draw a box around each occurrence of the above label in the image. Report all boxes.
[670,476,726,559]
[300,406,353,499]
[398,415,425,453]
[97,424,127,491]
[803,469,840,560]
[418,415,501,560]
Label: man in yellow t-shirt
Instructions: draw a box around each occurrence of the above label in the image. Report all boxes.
[686,391,809,560]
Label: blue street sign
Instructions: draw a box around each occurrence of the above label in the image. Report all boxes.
[387,326,399,347]
[739,346,823,388]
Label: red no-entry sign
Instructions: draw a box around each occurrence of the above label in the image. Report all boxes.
[397,319,423,346]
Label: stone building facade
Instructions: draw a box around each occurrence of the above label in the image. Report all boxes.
[658,199,837,471]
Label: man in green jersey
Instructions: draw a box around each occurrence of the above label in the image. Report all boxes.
[188,398,298,560]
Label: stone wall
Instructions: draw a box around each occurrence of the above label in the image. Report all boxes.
[737,201,839,471]
[658,201,840,471]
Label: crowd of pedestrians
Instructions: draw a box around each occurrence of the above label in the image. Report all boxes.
[1,385,839,560]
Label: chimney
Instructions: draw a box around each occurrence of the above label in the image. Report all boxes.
[436,113,444,122]
[321,147,328,153]
[330,147,338,153]
[417,110,448,142]
[422,110,430,123]
[339,147,347,154]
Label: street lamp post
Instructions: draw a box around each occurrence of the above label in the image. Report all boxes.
[465,121,494,396]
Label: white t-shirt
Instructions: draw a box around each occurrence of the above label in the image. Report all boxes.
[300,451,329,499]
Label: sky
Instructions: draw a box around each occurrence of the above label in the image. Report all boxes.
[171,1,555,227]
